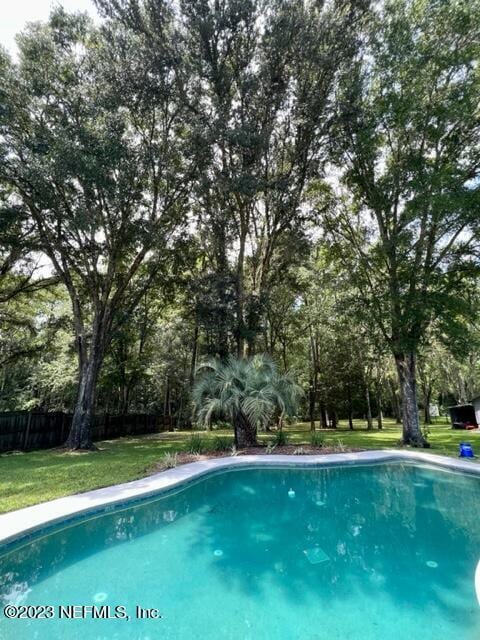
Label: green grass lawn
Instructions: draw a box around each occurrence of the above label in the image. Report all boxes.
[1,417,478,514]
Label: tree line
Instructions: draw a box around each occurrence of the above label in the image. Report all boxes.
[0,0,479,449]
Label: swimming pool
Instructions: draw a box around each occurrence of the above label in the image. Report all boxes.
[1,457,479,639]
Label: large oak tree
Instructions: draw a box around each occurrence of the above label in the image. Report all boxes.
[0,8,194,448]
[326,0,480,445]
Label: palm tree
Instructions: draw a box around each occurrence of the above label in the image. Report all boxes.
[192,355,303,447]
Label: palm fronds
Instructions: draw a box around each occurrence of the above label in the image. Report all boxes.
[192,354,303,445]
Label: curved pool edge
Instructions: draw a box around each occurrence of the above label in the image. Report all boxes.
[1,449,479,547]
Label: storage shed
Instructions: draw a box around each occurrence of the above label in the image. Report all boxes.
[448,404,478,429]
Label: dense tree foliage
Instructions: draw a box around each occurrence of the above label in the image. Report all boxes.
[323,0,480,444]
[0,8,194,447]
[0,0,479,448]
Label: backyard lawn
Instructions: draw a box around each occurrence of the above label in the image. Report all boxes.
[1,417,478,514]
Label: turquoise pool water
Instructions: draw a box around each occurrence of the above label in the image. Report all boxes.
[0,463,479,639]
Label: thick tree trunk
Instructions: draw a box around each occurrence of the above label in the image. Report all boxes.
[395,352,429,447]
[331,411,338,429]
[234,411,257,447]
[424,402,431,425]
[66,352,102,450]
[365,386,373,430]
[65,311,109,450]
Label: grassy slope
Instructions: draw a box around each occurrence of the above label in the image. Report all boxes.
[1,418,478,514]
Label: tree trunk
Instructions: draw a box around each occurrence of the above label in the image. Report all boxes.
[118,370,130,415]
[308,332,318,431]
[395,352,429,447]
[168,391,174,432]
[234,411,257,447]
[389,378,402,424]
[65,312,108,450]
[189,322,199,386]
[423,386,432,424]
[164,377,174,432]
[424,401,431,425]
[66,353,102,449]
[319,401,328,429]
[377,387,383,430]
[236,226,247,357]
[178,393,184,429]
[122,386,130,415]
[365,386,373,430]
[377,405,383,430]
[281,340,287,371]
[309,376,316,431]
[347,386,354,429]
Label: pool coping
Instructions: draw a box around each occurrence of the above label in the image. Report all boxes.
[1,449,479,548]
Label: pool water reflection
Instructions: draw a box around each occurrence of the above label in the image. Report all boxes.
[0,463,479,639]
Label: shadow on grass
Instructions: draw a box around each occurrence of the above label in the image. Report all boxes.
[1,419,477,513]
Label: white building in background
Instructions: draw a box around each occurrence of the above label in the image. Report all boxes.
[471,396,480,427]
[429,404,440,418]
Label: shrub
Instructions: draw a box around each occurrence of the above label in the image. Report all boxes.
[310,432,324,448]
[212,436,234,452]
[186,434,205,454]
[161,452,178,469]
[273,430,288,446]
[212,420,231,431]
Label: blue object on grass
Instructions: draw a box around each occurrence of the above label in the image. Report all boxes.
[459,442,474,458]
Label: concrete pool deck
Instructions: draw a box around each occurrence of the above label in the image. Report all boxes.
[1,449,479,548]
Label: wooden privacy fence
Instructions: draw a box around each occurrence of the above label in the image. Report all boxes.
[0,412,172,453]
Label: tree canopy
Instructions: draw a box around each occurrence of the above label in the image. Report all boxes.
[0,0,479,448]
